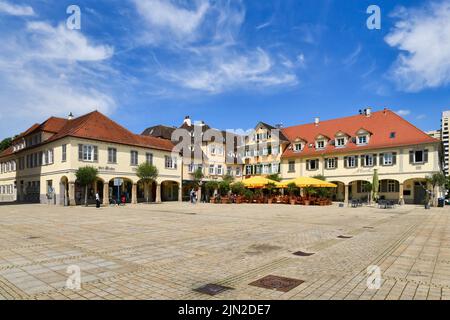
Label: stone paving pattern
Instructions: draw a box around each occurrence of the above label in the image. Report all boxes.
[0,202,449,300]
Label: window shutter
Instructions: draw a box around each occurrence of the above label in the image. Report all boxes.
[335,157,338,169]
[424,149,429,163]
[373,154,377,166]
[355,155,359,167]
[344,157,348,168]
[78,144,83,160]
[306,160,310,170]
[409,151,414,164]
[93,146,98,161]
[392,152,397,165]
[379,153,384,166]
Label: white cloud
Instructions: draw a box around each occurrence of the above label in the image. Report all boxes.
[0,1,34,16]
[396,109,411,116]
[0,20,116,137]
[163,49,297,93]
[133,0,298,93]
[343,44,362,66]
[385,1,450,91]
[133,0,209,41]
[26,22,114,61]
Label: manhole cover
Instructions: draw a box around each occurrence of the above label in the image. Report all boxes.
[194,284,233,296]
[293,251,315,257]
[337,235,353,239]
[249,275,304,292]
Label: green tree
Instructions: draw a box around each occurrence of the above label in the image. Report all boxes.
[266,182,277,196]
[75,166,98,206]
[136,163,159,203]
[426,173,446,206]
[287,182,299,197]
[231,182,245,196]
[0,138,12,152]
[266,174,282,182]
[205,181,219,198]
[218,181,230,196]
[222,174,235,184]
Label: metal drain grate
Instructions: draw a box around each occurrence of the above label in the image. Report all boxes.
[249,275,304,292]
[26,236,40,240]
[293,251,315,257]
[337,235,353,239]
[194,284,233,296]
[363,226,374,229]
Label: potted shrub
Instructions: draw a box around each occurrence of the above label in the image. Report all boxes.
[243,189,254,203]
[266,182,276,204]
[205,181,219,203]
[286,183,298,205]
[219,181,231,203]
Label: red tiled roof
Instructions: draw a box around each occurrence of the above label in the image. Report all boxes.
[46,111,174,151]
[1,111,174,159]
[281,109,439,158]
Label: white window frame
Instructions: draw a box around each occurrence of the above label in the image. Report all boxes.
[357,135,368,145]
[414,150,424,163]
[209,164,215,175]
[336,137,346,147]
[363,154,373,167]
[82,145,95,162]
[316,140,325,149]
[108,148,117,164]
[165,156,177,169]
[326,158,336,169]
[216,165,223,176]
[294,143,302,152]
[130,151,138,166]
[383,153,393,166]
[347,156,356,168]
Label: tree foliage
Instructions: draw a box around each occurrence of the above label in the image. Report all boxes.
[136,163,159,203]
[75,166,98,206]
[0,138,12,152]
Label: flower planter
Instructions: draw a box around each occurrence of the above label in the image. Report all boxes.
[304,200,310,206]
[290,199,296,205]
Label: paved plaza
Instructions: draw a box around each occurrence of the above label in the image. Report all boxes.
[0,202,450,300]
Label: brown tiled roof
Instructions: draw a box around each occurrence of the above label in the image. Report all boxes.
[141,125,176,140]
[1,111,174,159]
[46,111,174,151]
[281,109,439,158]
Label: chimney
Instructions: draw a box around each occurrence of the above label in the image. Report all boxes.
[314,117,320,126]
[68,112,74,120]
[365,107,372,117]
[275,123,283,129]
[183,116,192,127]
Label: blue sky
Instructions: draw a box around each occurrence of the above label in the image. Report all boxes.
[0,0,449,138]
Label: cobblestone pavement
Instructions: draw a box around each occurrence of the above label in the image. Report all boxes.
[0,202,449,300]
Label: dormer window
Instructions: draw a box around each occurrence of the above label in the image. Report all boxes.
[294,143,303,152]
[316,140,326,149]
[357,135,368,145]
[336,137,346,147]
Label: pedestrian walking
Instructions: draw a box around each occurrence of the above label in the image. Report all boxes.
[95,192,101,208]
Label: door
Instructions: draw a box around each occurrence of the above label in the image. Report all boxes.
[414,183,426,205]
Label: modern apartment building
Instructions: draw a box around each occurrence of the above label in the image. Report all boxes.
[281,108,442,204]
[0,111,182,205]
[440,111,450,175]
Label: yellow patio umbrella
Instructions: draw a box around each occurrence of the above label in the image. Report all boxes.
[242,176,280,189]
[280,177,337,188]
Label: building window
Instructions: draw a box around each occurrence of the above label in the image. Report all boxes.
[316,140,325,149]
[245,165,252,175]
[48,149,54,164]
[357,181,371,193]
[209,164,215,175]
[362,154,374,167]
[146,153,153,165]
[388,180,397,193]
[357,135,368,145]
[383,153,393,166]
[346,156,357,168]
[235,167,241,176]
[325,158,337,169]
[79,144,98,162]
[165,156,177,169]
[336,137,346,147]
[108,148,117,163]
[210,145,216,155]
[411,150,428,164]
[390,132,396,139]
[272,163,279,174]
[216,165,223,175]
[307,159,319,171]
[227,167,233,176]
[130,151,138,166]
[294,143,302,152]
[288,161,295,172]
[62,144,67,162]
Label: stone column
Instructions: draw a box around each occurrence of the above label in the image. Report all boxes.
[131,183,137,204]
[178,184,183,202]
[103,183,109,206]
[399,183,405,205]
[156,183,162,203]
[69,182,76,206]
[344,184,349,205]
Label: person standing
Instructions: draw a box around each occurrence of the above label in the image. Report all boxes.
[95,192,101,208]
